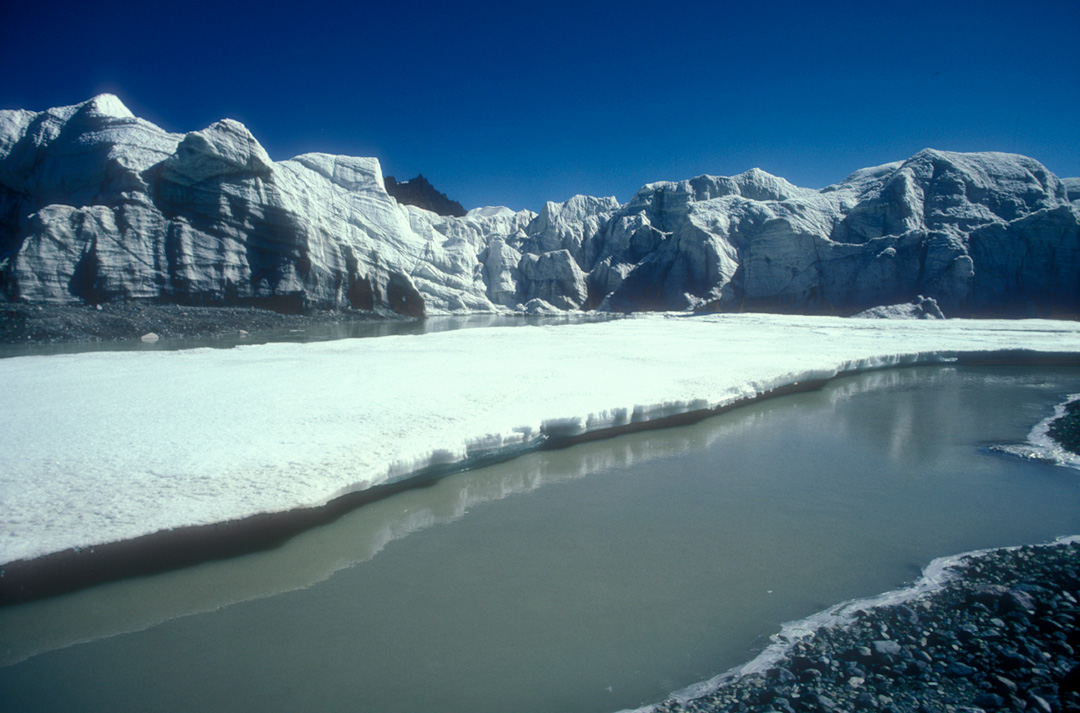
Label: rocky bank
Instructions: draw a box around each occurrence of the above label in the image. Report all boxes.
[0,301,404,346]
[648,540,1080,713]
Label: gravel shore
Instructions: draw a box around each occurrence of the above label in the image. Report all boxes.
[1049,400,1080,456]
[649,540,1080,713]
[0,301,408,347]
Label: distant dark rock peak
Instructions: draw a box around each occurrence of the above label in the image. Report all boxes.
[384,174,467,217]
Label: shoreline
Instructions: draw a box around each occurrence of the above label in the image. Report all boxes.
[0,449,526,605]
[3,301,1078,353]
[0,378,839,605]
[1049,397,1080,455]
[641,538,1080,713]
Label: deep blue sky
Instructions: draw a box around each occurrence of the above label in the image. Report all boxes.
[2,0,1078,211]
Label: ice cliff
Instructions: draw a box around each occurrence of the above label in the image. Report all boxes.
[1,95,1077,317]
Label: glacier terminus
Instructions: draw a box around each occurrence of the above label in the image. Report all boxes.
[1,95,1077,318]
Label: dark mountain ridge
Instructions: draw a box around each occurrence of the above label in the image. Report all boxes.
[384,174,466,217]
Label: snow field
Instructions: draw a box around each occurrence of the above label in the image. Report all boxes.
[2,313,1079,565]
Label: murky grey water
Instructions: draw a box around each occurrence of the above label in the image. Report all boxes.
[2,365,1080,713]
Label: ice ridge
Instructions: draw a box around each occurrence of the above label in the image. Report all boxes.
[3,314,1080,567]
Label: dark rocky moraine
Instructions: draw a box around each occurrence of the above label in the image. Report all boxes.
[1049,400,1080,457]
[0,301,406,346]
[651,541,1080,713]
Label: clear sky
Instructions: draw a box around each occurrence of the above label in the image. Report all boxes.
[2,0,1078,212]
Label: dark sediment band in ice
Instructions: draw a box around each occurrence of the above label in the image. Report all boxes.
[0,444,530,605]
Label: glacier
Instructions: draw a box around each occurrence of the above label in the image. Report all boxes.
[1,95,1078,317]
[2,313,1079,567]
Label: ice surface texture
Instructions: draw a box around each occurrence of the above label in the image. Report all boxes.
[2,313,1079,565]
[2,96,1077,316]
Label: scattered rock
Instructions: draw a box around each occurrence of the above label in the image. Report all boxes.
[1048,398,1080,456]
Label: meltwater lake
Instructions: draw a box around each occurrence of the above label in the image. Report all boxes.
[2,363,1080,713]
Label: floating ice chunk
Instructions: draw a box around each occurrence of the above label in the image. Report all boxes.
[852,295,945,320]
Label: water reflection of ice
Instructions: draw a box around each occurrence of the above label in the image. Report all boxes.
[4,365,1078,670]
[0,417,716,667]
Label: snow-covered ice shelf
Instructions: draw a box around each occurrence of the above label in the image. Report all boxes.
[2,313,1079,565]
